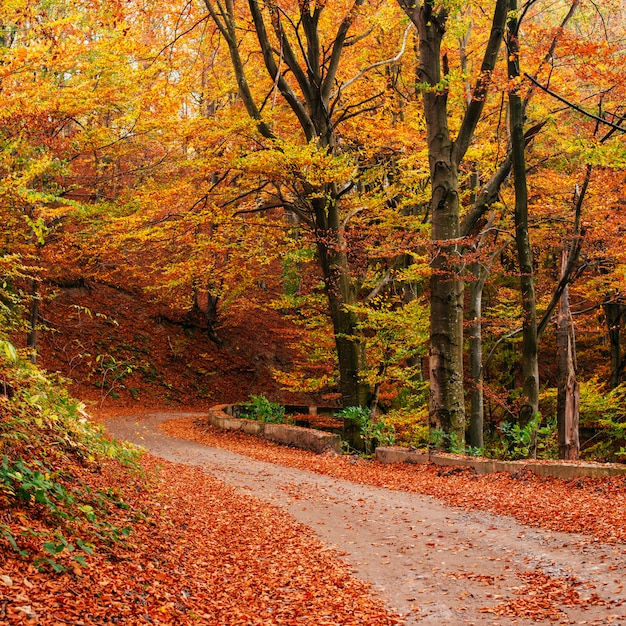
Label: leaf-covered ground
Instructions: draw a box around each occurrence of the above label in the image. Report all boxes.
[161,417,626,545]
[4,409,626,625]
[1,452,401,625]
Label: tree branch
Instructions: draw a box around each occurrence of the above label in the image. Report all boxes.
[484,326,522,370]
[537,164,591,337]
[203,0,275,139]
[248,0,317,140]
[524,74,626,133]
[321,0,366,104]
[331,24,412,100]
[453,0,508,165]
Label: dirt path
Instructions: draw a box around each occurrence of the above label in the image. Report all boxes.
[105,412,626,625]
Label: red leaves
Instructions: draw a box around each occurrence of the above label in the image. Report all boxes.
[482,569,609,621]
[163,417,626,545]
[1,453,401,625]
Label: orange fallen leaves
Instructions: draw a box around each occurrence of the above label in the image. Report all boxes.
[482,569,607,621]
[162,417,626,545]
[0,454,401,625]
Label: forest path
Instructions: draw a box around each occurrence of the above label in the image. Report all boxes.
[106,412,625,625]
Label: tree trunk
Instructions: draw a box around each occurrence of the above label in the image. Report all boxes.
[428,179,465,442]
[27,279,39,364]
[604,301,625,389]
[556,250,579,460]
[416,6,466,445]
[468,262,486,449]
[204,0,371,408]
[398,0,508,447]
[507,0,539,428]
[315,197,370,408]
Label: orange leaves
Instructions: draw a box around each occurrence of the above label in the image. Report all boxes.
[482,569,609,621]
[1,451,401,624]
[164,416,626,545]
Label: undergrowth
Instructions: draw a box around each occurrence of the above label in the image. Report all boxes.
[0,339,140,573]
[239,395,286,423]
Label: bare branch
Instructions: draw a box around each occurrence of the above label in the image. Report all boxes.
[537,164,591,338]
[331,24,412,100]
[340,206,366,231]
[234,199,315,229]
[453,0,508,165]
[248,0,317,140]
[524,74,626,133]
[321,0,366,104]
[146,14,210,69]
[484,326,523,370]
[363,269,392,303]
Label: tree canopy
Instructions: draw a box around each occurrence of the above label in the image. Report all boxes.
[1,0,625,458]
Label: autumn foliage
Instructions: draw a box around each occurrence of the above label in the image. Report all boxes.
[1,1,626,450]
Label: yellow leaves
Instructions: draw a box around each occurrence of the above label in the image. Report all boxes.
[577,140,626,170]
[238,139,357,189]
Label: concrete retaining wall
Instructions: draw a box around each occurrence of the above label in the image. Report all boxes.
[208,404,626,478]
[208,405,342,454]
[375,446,626,479]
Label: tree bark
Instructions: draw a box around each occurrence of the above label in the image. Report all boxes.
[507,0,539,427]
[556,250,579,460]
[398,0,508,446]
[468,262,486,449]
[27,279,39,364]
[417,8,465,440]
[604,301,626,389]
[315,197,370,408]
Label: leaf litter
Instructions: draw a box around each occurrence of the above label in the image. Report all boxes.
[0,451,401,625]
[5,409,625,624]
[158,415,626,623]
[161,417,626,546]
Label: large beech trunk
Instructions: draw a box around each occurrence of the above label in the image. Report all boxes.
[398,0,508,446]
[419,11,466,444]
[315,197,369,408]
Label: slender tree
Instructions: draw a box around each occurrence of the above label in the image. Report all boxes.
[506,0,539,428]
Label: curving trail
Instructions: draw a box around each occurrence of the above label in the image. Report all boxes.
[106,412,626,625]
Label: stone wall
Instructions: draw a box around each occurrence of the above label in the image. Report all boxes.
[376,447,626,479]
[208,405,342,454]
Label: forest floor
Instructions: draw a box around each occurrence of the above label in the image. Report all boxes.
[2,281,623,624]
[3,407,625,625]
[102,410,626,625]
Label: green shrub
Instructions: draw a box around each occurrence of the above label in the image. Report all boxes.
[0,341,139,570]
[239,395,286,423]
[384,406,428,448]
[336,406,395,455]
[540,380,626,460]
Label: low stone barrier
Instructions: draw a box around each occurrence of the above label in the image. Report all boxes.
[208,405,625,477]
[375,446,626,479]
[208,405,342,454]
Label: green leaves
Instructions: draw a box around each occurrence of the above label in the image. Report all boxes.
[239,395,286,423]
[0,339,18,361]
[39,532,93,572]
[0,346,141,573]
[336,406,396,455]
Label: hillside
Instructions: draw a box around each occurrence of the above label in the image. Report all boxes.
[31,279,318,412]
[0,346,399,625]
